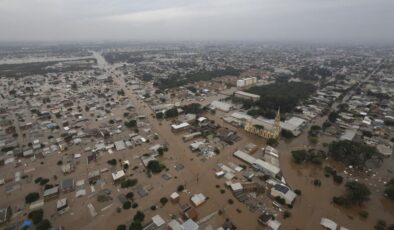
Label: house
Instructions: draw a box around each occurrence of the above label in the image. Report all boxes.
[252,159,280,178]
[171,122,190,132]
[43,186,59,201]
[270,184,297,205]
[0,206,11,225]
[57,198,68,212]
[112,170,126,182]
[168,219,183,230]
[61,178,75,192]
[191,193,207,207]
[170,192,180,203]
[197,117,209,126]
[234,91,260,101]
[88,170,100,183]
[320,218,337,230]
[182,219,199,230]
[210,100,233,112]
[114,140,126,151]
[258,213,281,230]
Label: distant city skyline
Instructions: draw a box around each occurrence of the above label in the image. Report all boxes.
[0,0,393,44]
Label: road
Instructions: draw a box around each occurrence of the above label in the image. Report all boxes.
[87,52,263,229]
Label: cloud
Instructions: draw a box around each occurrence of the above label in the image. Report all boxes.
[0,0,393,43]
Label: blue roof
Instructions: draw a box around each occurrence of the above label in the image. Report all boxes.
[21,219,33,228]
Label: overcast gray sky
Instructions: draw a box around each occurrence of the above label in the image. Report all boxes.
[0,0,393,43]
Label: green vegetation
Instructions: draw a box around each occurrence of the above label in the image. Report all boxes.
[36,219,51,230]
[107,159,117,166]
[126,192,134,200]
[177,185,185,192]
[281,129,295,139]
[267,138,278,147]
[324,166,344,184]
[160,197,168,206]
[123,201,131,210]
[155,67,241,89]
[182,103,204,114]
[246,82,315,114]
[385,120,394,126]
[28,209,43,224]
[121,179,138,188]
[164,108,178,118]
[291,149,324,165]
[385,179,394,201]
[117,224,127,230]
[328,140,381,168]
[333,181,371,206]
[313,179,322,187]
[124,120,137,128]
[0,58,96,77]
[25,192,40,204]
[328,111,339,123]
[133,211,145,222]
[374,220,387,230]
[358,210,369,219]
[283,211,291,219]
[129,222,142,230]
[147,160,165,174]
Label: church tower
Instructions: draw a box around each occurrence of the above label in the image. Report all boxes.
[272,108,281,137]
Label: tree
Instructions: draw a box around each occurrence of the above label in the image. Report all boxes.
[281,129,294,139]
[125,120,137,128]
[328,111,339,123]
[36,219,51,230]
[322,121,331,130]
[283,211,291,219]
[333,196,348,206]
[121,179,138,188]
[123,201,131,210]
[157,148,164,156]
[126,192,134,200]
[165,108,178,118]
[358,210,369,219]
[133,211,145,222]
[107,159,117,166]
[129,222,142,230]
[384,179,394,201]
[375,220,387,230]
[155,112,164,119]
[267,138,278,147]
[328,140,381,168]
[177,185,185,192]
[117,225,127,230]
[25,192,40,204]
[346,181,371,204]
[147,160,163,173]
[333,175,344,184]
[292,150,307,164]
[28,209,43,224]
[160,197,168,206]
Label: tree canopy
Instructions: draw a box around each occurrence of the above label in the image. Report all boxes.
[385,179,394,201]
[328,140,381,168]
[246,82,315,114]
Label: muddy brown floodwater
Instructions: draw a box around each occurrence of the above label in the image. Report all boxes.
[277,117,394,230]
